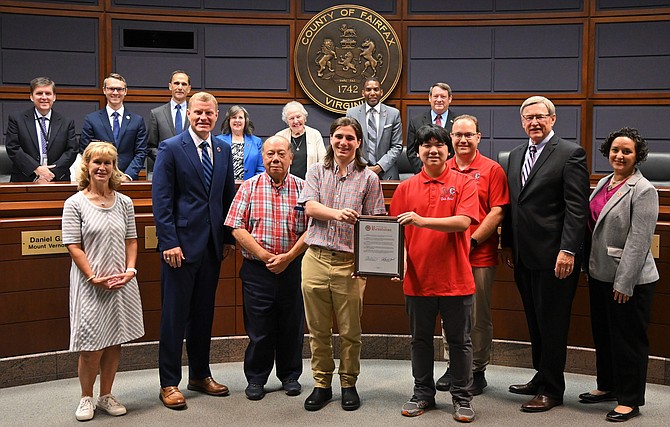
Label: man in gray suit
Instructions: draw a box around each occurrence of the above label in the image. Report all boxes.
[147,70,192,163]
[346,77,402,180]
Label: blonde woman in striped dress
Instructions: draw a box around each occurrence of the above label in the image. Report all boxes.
[62,141,144,421]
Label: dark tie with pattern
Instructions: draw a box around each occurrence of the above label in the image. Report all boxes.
[521,144,537,186]
[200,141,213,191]
[112,112,120,143]
[38,116,48,165]
[367,109,377,164]
[435,114,442,127]
[175,104,182,134]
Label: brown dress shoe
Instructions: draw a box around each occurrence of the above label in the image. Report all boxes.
[187,377,230,396]
[521,394,563,412]
[160,386,187,410]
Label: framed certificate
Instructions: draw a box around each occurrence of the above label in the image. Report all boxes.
[354,215,404,278]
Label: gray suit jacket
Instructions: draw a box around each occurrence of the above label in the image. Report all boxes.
[148,102,189,162]
[588,169,659,295]
[346,102,403,180]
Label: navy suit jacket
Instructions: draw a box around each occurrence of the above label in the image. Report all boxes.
[215,133,264,180]
[152,131,235,262]
[406,109,457,173]
[5,108,78,182]
[501,134,590,269]
[80,108,147,180]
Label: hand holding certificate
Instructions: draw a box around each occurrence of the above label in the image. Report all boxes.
[354,216,404,278]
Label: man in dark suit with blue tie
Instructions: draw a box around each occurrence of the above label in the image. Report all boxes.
[501,96,589,413]
[5,77,78,182]
[80,73,147,181]
[147,70,191,163]
[152,91,236,410]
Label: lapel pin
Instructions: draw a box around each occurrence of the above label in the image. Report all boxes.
[125,115,130,120]
[216,146,221,152]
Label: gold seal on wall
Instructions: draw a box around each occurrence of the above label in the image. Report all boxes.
[294,5,402,114]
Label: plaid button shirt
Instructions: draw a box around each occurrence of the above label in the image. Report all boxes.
[298,161,386,253]
[225,172,307,260]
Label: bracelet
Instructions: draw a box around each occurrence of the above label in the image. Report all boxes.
[126,267,138,276]
[86,274,96,282]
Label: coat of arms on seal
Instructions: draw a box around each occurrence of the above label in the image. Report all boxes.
[294,5,402,114]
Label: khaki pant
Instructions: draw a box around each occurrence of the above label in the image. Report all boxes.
[444,266,496,372]
[301,246,366,388]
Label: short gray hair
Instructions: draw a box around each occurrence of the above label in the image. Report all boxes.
[281,101,308,124]
[520,96,555,116]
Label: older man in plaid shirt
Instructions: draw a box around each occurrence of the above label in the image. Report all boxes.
[299,117,386,412]
[224,135,308,401]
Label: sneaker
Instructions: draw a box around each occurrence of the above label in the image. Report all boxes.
[245,383,266,400]
[470,370,488,396]
[97,394,127,416]
[282,379,302,396]
[436,368,451,391]
[401,395,435,417]
[75,396,95,421]
[453,400,476,423]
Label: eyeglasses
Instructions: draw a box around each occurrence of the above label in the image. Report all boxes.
[521,114,552,122]
[105,87,127,93]
[450,132,478,140]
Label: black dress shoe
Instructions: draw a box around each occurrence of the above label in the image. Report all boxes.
[521,394,563,412]
[341,387,360,411]
[509,382,539,395]
[470,370,488,396]
[436,368,451,392]
[579,391,617,403]
[304,387,332,411]
[606,407,639,422]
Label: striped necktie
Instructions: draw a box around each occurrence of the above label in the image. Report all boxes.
[367,109,377,164]
[38,116,48,165]
[521,144,537,186]
[200,141,213,191]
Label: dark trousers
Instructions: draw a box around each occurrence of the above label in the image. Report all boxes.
[406,295,473,403]
[158,239,221,387]
[240,256,304,385]
[588,277,656,407]
[514,260,579,398]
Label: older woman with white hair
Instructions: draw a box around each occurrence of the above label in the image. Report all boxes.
[275,101,326,179]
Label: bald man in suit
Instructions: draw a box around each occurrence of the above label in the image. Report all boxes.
[346,77,403,180]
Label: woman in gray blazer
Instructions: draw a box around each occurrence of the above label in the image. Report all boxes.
[580,128,658,422]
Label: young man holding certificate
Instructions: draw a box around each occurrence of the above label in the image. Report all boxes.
[389,124,479,422]
[298,117,385,412]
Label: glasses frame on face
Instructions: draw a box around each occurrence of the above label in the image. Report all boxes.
[521,113,552,122]
[104,86,127,93]
[450,132,479,141]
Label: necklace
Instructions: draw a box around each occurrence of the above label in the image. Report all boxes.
[607,174,632,191]
[291,135,305,151]
[88,189,112,207]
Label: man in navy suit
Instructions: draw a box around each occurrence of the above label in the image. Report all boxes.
[152,92,236,410]
[501,96,589,412]
[5,76,77,182]
[406,82,457,173]
[80,73,147,181]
